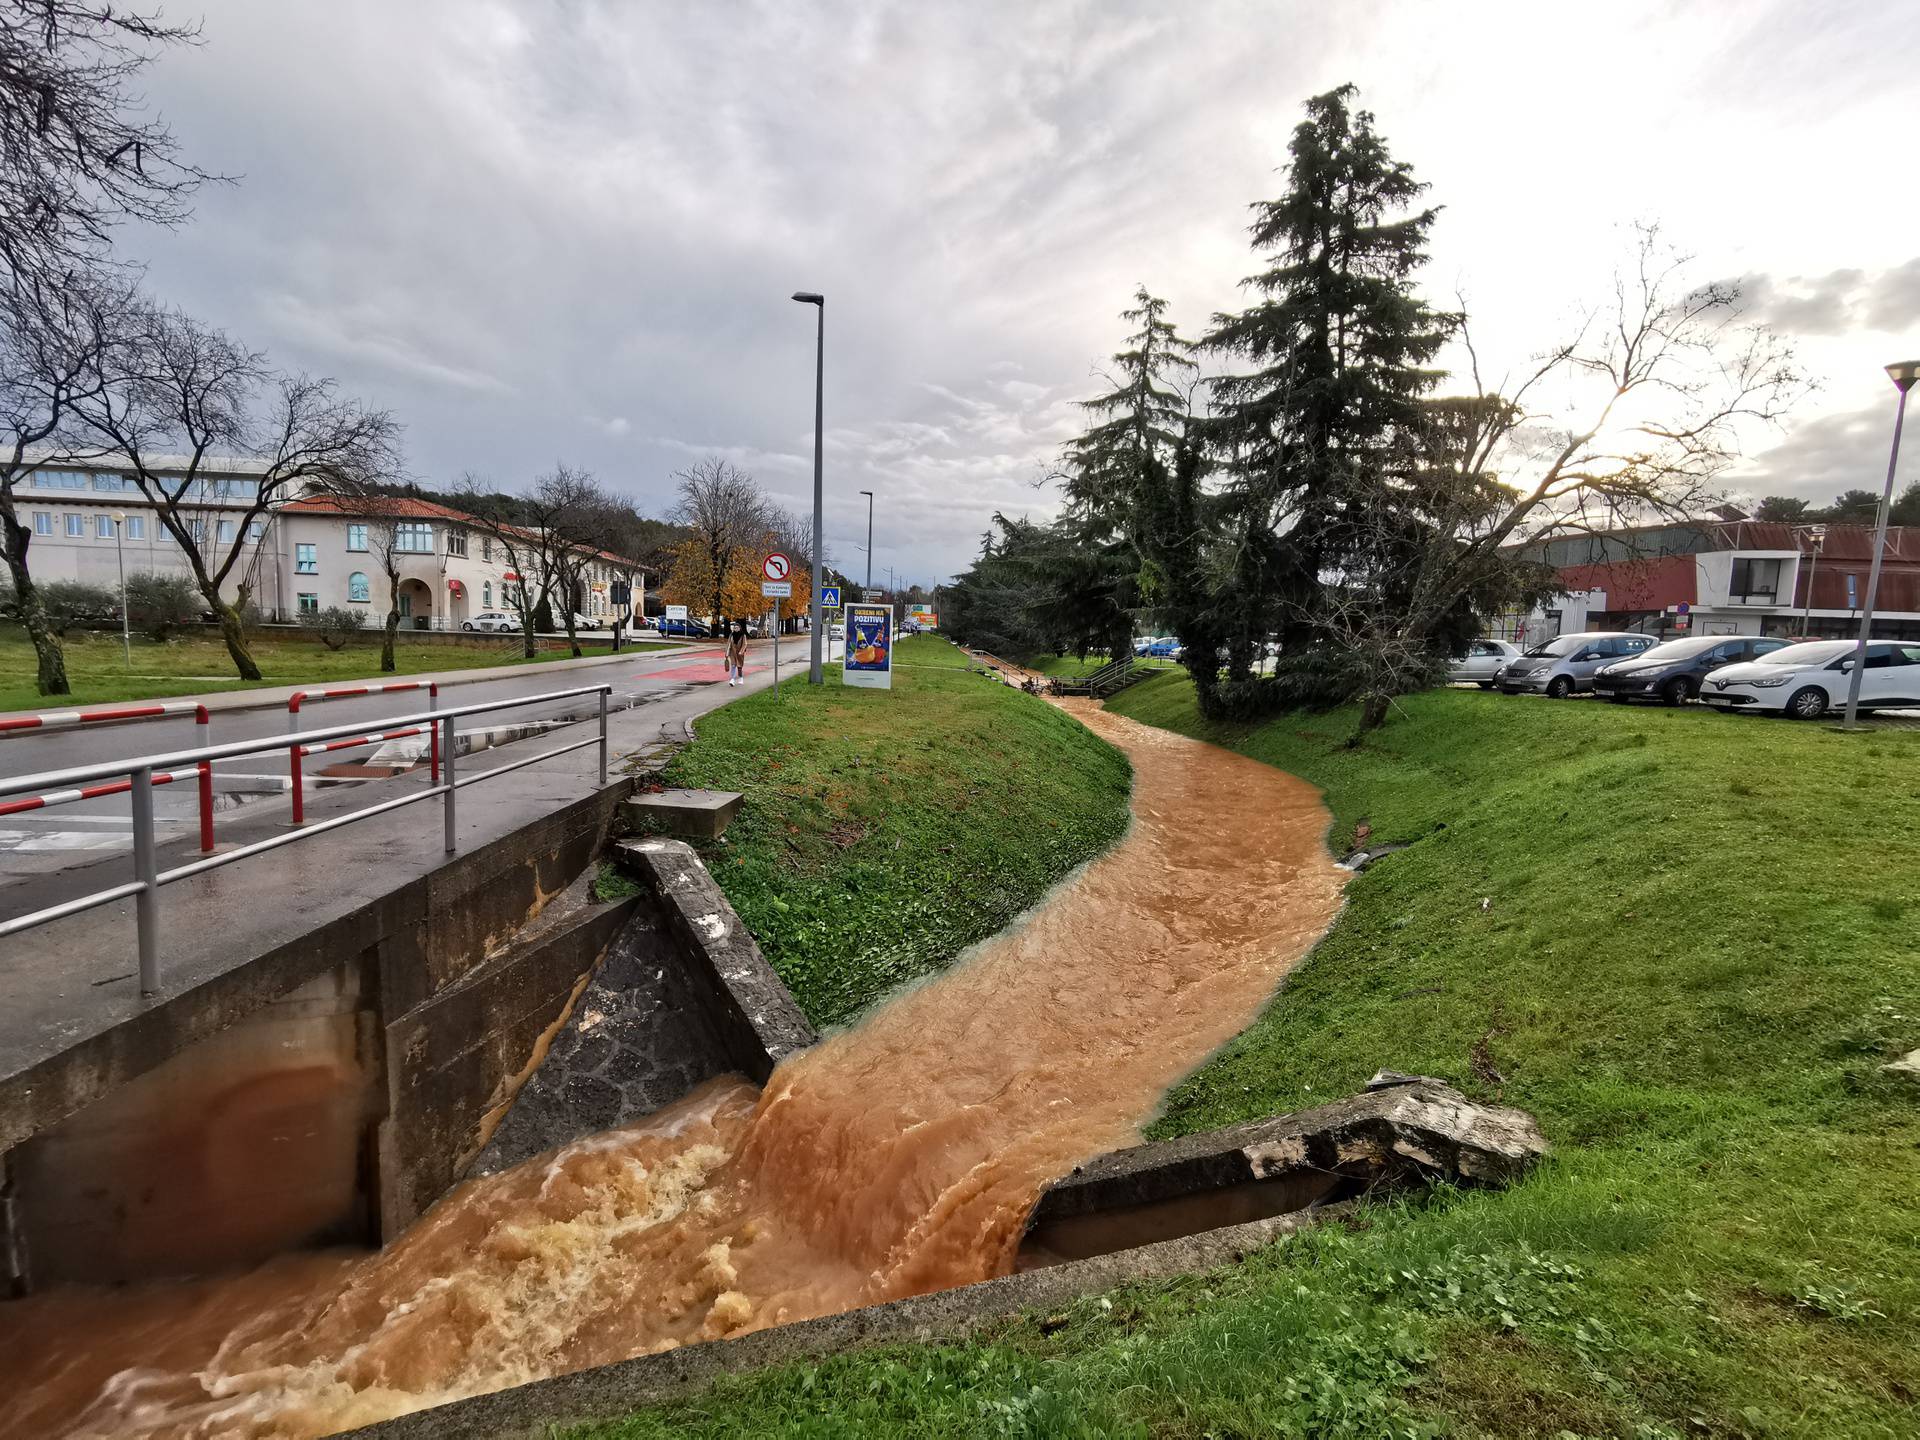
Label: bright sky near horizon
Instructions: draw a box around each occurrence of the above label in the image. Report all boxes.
[130,0,1919,584]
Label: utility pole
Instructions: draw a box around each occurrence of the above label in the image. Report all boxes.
[792,291,826,683]
[860,488,873,591]
[111,511,130,666]
[1842,360,1918,728]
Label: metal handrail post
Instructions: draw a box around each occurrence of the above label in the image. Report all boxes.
[442,711,458,854]
[597,688,608,785]
[130,764,160,995]
[429,682,441,784]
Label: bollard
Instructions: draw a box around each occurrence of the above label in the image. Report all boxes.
[131,764,159,996]
[289,736,305,825]
[196,705,215,853]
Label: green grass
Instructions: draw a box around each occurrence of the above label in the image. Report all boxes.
[572,680,1920,1439]
[652,637,1132,1027]
[0,627,678,711]
[891,632,976,669]
[1028,651,1177,679]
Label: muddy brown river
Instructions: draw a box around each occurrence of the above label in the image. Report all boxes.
[0,700,1345,1438]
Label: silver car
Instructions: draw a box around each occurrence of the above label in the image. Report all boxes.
[1450,638,1521,688]
[1495,631,1656,698]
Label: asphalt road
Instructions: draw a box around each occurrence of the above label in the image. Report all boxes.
[0,638,826,879]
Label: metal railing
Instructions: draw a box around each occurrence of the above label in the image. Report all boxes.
[0,683,614,997]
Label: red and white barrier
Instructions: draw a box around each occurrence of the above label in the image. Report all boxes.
[0,703,215,851]
[286,683,439,829]
[0,765,204,817]
[0,700,205,735]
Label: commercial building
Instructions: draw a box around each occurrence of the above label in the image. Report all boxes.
[275,496,648,629]
[1504,519,1920,644]
[10,456,276,602]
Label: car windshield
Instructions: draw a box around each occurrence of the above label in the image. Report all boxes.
[1523,636,1585,658]
[1628,637,1719,663]
[1754,640,1852,666]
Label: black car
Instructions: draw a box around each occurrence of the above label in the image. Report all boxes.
[1592,635,1788,706]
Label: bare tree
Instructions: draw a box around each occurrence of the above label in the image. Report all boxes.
[536,463,609,658]
[450,471,576,659]
[1340,228,1805,731]
[70,302,403,679]
[665,457,769,630]
[0,3,220,290]
[0,274,129,693]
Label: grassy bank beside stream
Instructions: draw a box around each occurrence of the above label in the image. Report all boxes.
[578,676,1920,1439]
[651,634,1132,1027]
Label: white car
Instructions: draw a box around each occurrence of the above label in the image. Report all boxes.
[464,610,519,633]
[1700,639,1920,719]
[1449,638,1521,688]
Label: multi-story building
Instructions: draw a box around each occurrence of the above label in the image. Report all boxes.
[1506,519,1920,644]
[274,496,648,629]
[11,455,276,602]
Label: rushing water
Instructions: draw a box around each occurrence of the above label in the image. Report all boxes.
[0,701,1346,1439]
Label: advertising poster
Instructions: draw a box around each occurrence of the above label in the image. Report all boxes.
[843,603,894,690]
[906,604,936,628]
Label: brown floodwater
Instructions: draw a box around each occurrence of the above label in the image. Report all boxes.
[0,700,1345,1439]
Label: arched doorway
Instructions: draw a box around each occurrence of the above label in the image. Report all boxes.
[397,577,433,629]
[446,578,470,629]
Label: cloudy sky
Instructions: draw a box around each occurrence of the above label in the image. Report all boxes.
[127,0,1919,584]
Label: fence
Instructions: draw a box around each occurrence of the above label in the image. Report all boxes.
[0,683,614,997]
[289,681,439,823]
[0,703,216,852]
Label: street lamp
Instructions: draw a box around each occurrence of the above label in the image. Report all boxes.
[859,489,874,590]
[1795,524,1826,636]
[110,510,130,667]
[1841,359,1920,729]
[792,290,825,684]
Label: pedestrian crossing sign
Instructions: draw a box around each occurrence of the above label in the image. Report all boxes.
[819,586,842,609]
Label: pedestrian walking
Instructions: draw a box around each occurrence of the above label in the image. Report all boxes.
[726,617,749,685]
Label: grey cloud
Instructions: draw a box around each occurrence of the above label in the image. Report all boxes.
[1733,397,1899,504]
[1731,261,1920,338]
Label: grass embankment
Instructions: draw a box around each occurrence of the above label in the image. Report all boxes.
[0,628,677,711]
[652,634,1132,1026]
[1026,652,1175,680]
[577,680,1920,1439]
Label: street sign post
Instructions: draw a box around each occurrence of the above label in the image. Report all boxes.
[763,552,791,583]
[760,580,792,598]
[819,585,841,609]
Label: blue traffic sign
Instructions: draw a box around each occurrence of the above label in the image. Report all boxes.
[819,585,842,608]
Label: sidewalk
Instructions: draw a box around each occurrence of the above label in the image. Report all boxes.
[0,640,807,1151]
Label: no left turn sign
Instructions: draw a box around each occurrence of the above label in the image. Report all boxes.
[763,552,791,582]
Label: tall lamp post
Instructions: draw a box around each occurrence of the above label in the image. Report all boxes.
[791,290,825,684]
[1842,359,1920,729]
[859,488,874,590]
[110,510,130,667]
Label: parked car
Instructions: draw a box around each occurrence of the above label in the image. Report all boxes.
[1592,635,1788,706]
[1699,639,1920,719]
[463,610,519,633]
[1494,631,1657,697]
[1449,638,1521,688]
[655,617,712,638]
[1146,636,1181,658]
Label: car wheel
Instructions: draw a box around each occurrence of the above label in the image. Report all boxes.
[1785,685,1828,721]
[462,622,474,631]
[1662,677,1690,707]
[1546,675,1573,699]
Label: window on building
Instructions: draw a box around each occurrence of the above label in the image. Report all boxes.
[395,522,434,553]
[91,474,128,491]
[1730,557,1782,604]
[483,580,492,608]
[217,519,237,544]
[296,542,318,574]
[97,515,114,538]
[189,518,205,543]
[346,523,368,552]
[481,537,493,562]
[248,519,265,541]
[297,592,319,615]
[126,516,145,539]
[33,470,88,489]
[445,527,467,557]
[348,571,371,603]
[65,513,85,537]
[34,511,52,535]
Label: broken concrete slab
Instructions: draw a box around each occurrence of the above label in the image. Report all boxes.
[613,838,815,1081]
[1022,1079,1547,1266]
[624,789,743,840]
[1883,1048,1920,1083]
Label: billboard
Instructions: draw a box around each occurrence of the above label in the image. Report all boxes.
[843,603,894,690]
[906,604,936,628]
